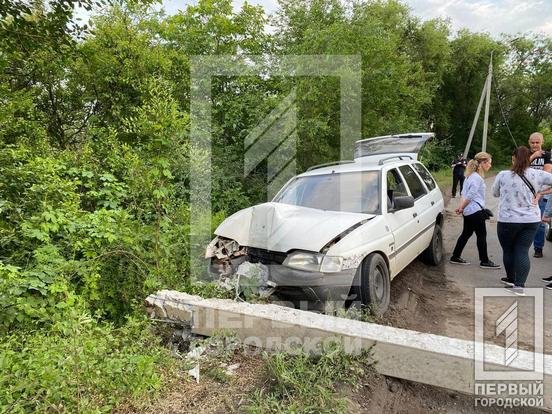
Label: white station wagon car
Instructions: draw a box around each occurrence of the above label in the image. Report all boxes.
[206,133,445,314]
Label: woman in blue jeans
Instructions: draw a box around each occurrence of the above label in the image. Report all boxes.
[492,146,552,295]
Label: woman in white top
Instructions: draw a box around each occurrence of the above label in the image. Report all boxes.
[450,152,500,269]
[492,146,552,295]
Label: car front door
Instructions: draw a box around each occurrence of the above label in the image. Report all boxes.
[384,168,419,275]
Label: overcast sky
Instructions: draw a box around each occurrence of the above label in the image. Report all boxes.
[158,0,552,37]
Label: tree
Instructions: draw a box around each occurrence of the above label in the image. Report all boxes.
[435,30,505,156]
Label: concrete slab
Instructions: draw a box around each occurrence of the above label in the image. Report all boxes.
[146,290,552,410]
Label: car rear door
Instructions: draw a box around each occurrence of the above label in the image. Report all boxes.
[398,164,434,257]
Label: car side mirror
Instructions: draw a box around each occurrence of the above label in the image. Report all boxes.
[393,195,415,211]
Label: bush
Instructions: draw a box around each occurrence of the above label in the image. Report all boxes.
[0,313,173,413]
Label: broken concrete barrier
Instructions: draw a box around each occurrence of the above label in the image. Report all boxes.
[146,290,552,409]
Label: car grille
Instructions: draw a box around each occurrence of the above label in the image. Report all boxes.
[248,247,287,265]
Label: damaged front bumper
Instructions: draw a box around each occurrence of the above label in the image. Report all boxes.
[206,236,357,302]
[268,264,356,302]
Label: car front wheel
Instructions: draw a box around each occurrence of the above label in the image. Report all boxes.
[353,253,390,315]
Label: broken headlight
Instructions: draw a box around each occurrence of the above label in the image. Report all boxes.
[284,251,343,273]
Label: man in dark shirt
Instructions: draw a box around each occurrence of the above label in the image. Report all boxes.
[451,153,467,198]
[528,132,552,257]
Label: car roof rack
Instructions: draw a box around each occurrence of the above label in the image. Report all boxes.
[378,155,413,165]
[306,160,355,172]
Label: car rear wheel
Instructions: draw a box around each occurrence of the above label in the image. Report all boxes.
[421,224,443,266]
[353,253,390,315]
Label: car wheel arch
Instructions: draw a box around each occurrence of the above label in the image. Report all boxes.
[436,212,444,228]
[349,251,392,315]
[350,250,391,281]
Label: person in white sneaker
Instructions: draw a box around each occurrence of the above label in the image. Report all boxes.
[492,146,552,295]
[450,152,500,269]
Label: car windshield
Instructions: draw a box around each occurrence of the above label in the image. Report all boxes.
[273,171,380,214]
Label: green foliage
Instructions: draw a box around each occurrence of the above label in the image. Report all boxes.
[0,0,550,410]
[419,136,454,171]
[435,31,506,156]
[0,313,172,413]
[245,342,372,413]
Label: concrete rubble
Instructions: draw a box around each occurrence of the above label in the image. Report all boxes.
[216,260,276,300]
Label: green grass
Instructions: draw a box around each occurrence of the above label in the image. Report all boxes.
[0,313,174,414]
[244,342,372,414]
[431,167,452,191]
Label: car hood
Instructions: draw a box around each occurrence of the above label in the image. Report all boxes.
[214,202,374,253]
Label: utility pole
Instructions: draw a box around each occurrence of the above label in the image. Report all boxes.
[463,53,493,158]
[482,52,493,152]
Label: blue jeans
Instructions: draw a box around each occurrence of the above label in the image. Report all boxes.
[498,222,539,287]
[533,197,547,250]
[545,197,552,217]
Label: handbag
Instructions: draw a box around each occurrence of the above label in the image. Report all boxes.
[475,201,493,220]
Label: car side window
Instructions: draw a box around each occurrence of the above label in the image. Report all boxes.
[412,163,436,191]
[386,169,408,209]
[399,165,427,200]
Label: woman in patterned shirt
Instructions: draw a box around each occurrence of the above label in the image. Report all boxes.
[492,146,552,295]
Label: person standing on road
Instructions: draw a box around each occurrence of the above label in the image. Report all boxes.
[540,200,552,289]
[528,132,552,258]
[450,152,500,269]
[451,153,468,198]
[492,146,552,295]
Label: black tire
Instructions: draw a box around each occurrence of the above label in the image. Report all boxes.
[353,253,390,315]
[546,222,552,242]
[421,224,443,266]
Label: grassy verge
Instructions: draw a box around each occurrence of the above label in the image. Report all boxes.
[431,167,452,191]
[244,342,372,414]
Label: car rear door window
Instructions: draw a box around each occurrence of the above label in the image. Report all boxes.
[399,165,427,200]
[412,163,436,191]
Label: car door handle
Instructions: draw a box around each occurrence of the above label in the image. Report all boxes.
[413,212,418,218]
